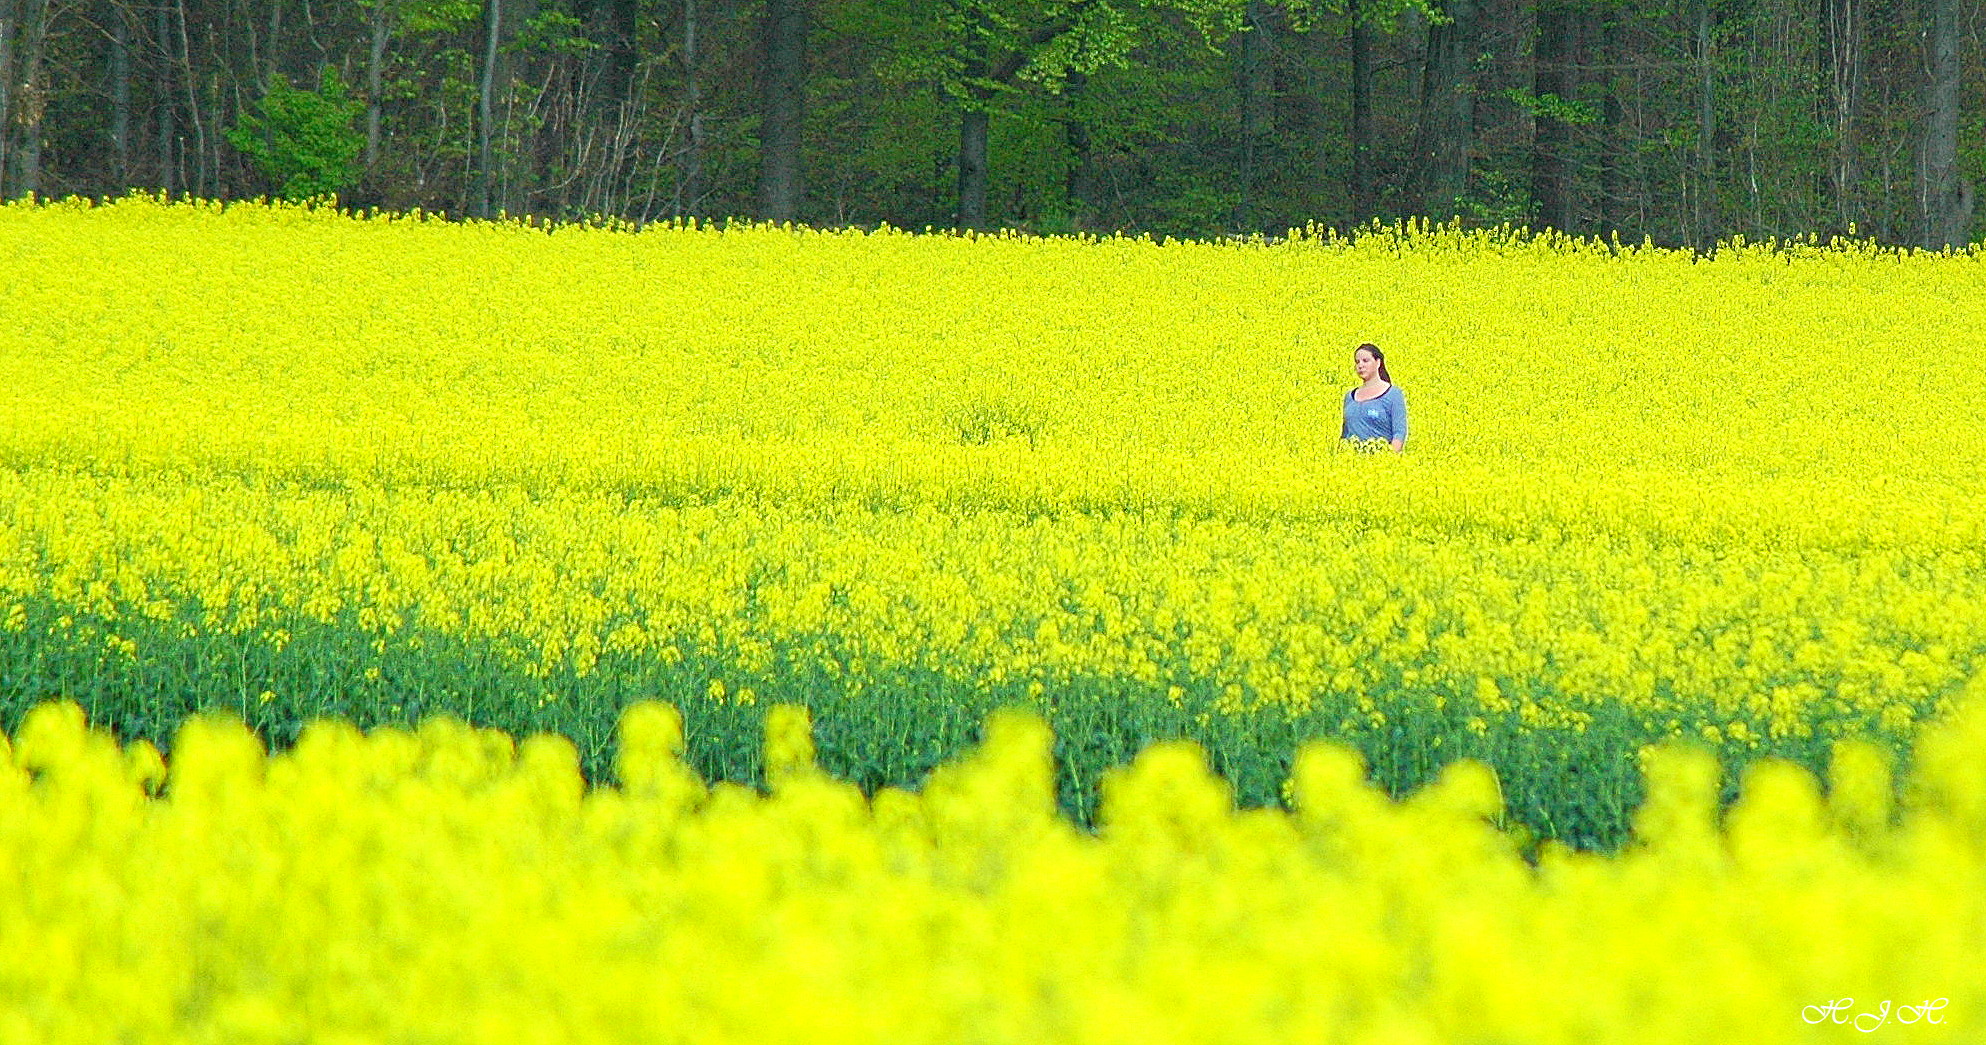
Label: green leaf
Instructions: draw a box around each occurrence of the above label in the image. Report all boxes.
[227,68,366,202]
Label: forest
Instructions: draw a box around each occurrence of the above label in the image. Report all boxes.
[0,0,1978,247]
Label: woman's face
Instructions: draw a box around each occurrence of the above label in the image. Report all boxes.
[1354,350,1379,382]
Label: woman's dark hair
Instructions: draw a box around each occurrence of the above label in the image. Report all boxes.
[1356,342,1392,384]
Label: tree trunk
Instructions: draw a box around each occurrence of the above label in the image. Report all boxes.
[757,0,805,222]
[469,0,536,216]
[366,0,390,171]
[1063,70,1095,228]
[1531,0,1575,232]
[1237,0,1273,230]
[0,0,17,198]
[173,0,204,197]
[958,106,989,230]
[111,3,133,187]
[501,0,536,214]
[955,15,992,232]
[1348,0,1373,221]
[474,0,500,217]
[9,0,50,198]
[1412,0,1479,219]
[1692,0,1717,252]
[1823,0,1863,234]
[265,0,283,81]
[155,1,176,194]
[204,13,232,199]
[948,13,1067,232]
[682,0,704,215]
[1919,0,1971,249]
[1595,1,1624,234]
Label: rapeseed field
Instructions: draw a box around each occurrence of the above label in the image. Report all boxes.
[4,196,1979,842]
[4,193,1982,1040]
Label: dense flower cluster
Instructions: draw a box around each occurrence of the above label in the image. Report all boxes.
[3,692,1983,1043]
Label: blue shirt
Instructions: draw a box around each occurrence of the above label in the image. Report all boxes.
[1341,384,1407,444]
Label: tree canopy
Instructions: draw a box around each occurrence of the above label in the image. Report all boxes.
[0,0,1976,246]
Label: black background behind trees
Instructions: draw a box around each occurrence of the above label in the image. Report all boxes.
[0,0,1979,247]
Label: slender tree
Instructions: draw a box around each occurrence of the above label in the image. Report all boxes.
[1347,0,1374,219]
[171,0,207,198]
[757,0,807,221]
[1690,0,1717,251]
[1821,0,1864,233]
[681,0,705,214]
[474,0,501,216]
[0,0,53,198]
[1593,0,1624,231]
[470,0,536,216]
[1237,0,1274,228]
[365,0,392,172]
[953,3,1005,230]
[154,0,176,194]
[1412,0,1479,218]
[1919,0,1972,248]
[1061,68,1097,225]
[1531,0,1577,231]
[108,0,133,185]
[0,0,19,196]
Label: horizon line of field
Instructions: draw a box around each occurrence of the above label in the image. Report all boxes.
[0,455,1947,557]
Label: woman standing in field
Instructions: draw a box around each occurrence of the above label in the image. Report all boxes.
[1341,343,1407,451]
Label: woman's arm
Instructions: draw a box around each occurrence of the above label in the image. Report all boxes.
[1390,388,1407,451]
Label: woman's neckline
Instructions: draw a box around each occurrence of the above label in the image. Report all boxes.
[1352,382,1392,403]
